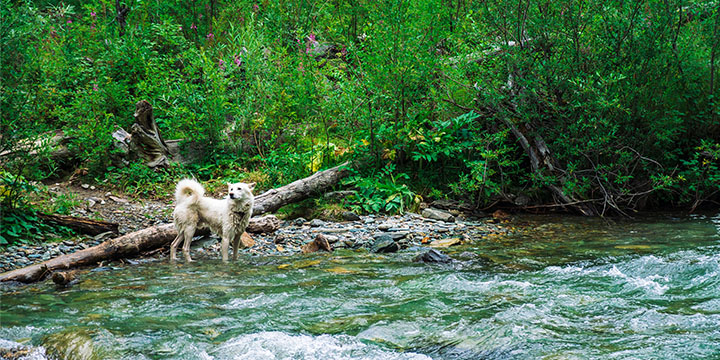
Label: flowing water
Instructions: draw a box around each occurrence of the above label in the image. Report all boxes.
[2,214,720,359]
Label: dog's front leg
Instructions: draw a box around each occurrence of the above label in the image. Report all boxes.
[220,234,230,262]
[232,234,241,261]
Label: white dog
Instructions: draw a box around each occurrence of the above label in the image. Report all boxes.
[171,179,255,262]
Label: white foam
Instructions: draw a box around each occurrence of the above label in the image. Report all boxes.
[208,331,431,360]
[0,339,48,360]
[605,265,669,295]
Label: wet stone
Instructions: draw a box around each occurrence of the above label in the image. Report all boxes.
[414,249,453,263]
[378,223,394,231]
[372,235,399,253]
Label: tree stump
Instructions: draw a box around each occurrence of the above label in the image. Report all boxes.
[130,100,173,167]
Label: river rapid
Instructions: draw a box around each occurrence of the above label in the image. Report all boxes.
[1,213,719,359]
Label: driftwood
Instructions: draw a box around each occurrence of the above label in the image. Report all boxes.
[245,215,281,233]
[51,269,84,286]
[36,214,119,236]
[0,162,351,283]
[252,162,351,214]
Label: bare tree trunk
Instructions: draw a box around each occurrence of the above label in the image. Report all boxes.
[0,163,352,283]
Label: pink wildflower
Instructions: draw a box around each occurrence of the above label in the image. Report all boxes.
[253,4,259,12]
[341,46,347,56]
[308,33,316,42]
[90,11,96,18]
[218,59,226,70]
[234,55,242,66]
[67,20,72,24]
[191,23,197,30]
[179,26,183,31]
[93,84,99,91]
[206,33,214,40]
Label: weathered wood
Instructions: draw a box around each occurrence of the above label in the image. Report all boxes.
[36,213,119,236]
[0,163,352,283]
[130,100,172,167]
[0,130,75,164]
[51,269,84,286]
[245,214,281,233]
[253,162,351,215]
[0,224,180,283]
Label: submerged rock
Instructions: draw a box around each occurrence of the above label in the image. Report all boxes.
[42,328,107,360]
[414,249,453,263]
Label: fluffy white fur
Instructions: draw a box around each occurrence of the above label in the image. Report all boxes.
[171,179,255,262]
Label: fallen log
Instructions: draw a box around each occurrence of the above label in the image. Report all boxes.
[252,162,351,215]
[0,162,351,283]
[36,214,119,236]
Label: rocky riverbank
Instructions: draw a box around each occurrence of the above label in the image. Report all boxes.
[0,183,512,273]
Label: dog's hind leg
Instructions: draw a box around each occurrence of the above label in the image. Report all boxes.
[182,225,196,262]
[170,232,183,262]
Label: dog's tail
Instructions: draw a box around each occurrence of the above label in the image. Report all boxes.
[175,179,205,205]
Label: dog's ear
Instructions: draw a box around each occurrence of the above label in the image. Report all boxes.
[247,182,256,191]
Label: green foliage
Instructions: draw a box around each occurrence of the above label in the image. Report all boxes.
[345,163,419,214]
[1,0,718,215]
[0,172,71,245]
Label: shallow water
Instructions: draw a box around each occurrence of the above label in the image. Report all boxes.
[2,213,720,359]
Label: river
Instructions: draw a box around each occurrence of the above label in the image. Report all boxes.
[1,213,719,359]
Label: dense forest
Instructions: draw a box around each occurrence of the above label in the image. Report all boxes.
[1,0,719,244]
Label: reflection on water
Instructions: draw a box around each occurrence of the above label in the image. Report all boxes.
[1,213,719,359]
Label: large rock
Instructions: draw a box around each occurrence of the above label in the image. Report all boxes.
[372,235,399,253]
[414,249,453,263]
[422,208,455,222]
[429,237,461,248]
[341,211,361,221]
[301,234,333,254]
[430,199,475,212]
[42,328,107,360]
[246,215,281,233]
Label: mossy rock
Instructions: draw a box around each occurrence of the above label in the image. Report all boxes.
[42,327,109,360]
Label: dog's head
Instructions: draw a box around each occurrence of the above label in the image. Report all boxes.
[227,182,255,202]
